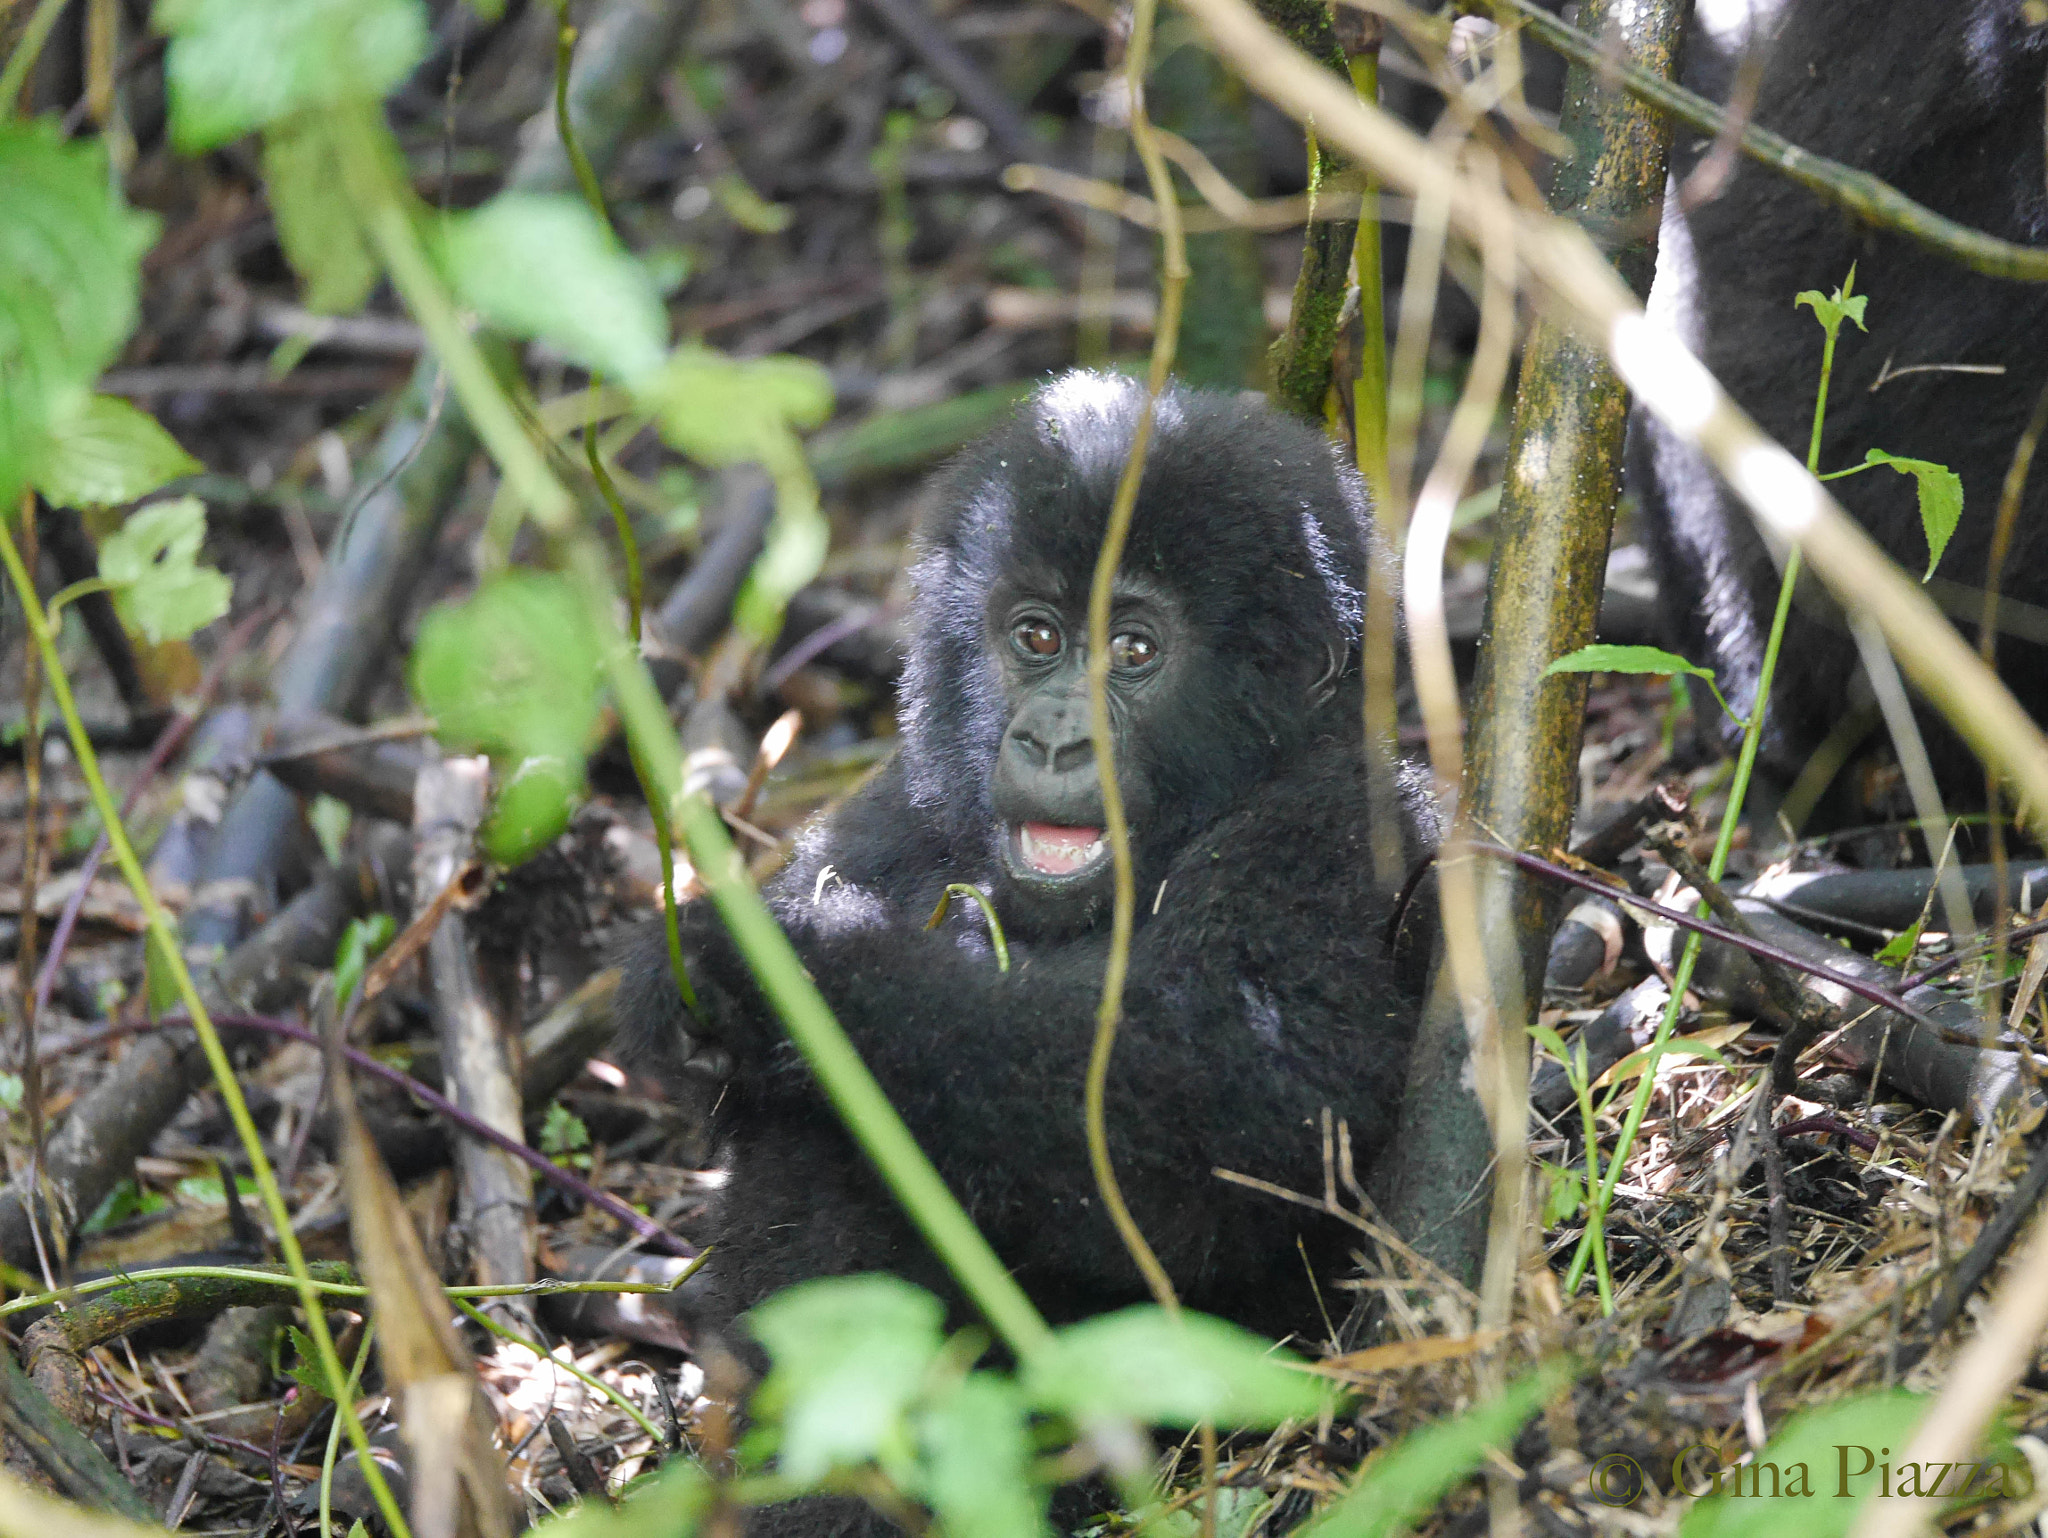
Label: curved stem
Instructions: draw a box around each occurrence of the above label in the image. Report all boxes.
[1082,0,1189,1320]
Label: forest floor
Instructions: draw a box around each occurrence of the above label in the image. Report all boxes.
[3,0,2043,1532]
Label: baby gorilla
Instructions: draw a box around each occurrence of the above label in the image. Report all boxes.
[617,371,1430,1354]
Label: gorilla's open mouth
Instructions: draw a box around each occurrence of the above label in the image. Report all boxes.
[1008,822,1108,880]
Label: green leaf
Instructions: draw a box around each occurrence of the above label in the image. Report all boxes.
[1022,1307,1330,1430]
[439,194,668,384]
[643,347,834,639]
[33,395,199,508]
[1861,449,1964,579]
[159,0,429,151]
[1545,644,1712,685]
[262,117,378,315]
[1679,1389,1940,1537]
[283,1326,331,1399]
[408,570,607,765]
[1301,1361,1573,1538]
[175,1172,259,1204]
[0,122,158,503]
[647,347,833,468]
[1874,911,1927,968]
[1540,1162,1585,1226]
[1794,266,1867,343]
[309,794,352,867]
[540,1102,591,1158]
[98,497,233,644]
[333,912,396,1015]
[915,1375,1045,1538]
[747,1275,946,1484]
[480,754,580,865]
[0,1073,20,1112]
[80,1177,168,1235]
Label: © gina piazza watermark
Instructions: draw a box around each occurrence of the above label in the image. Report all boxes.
[1585,1445,2035,1506]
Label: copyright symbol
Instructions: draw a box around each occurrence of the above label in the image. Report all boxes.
[1589,1453,1644,1507]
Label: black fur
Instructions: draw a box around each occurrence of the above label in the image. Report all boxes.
[1631,0,2048,791]
[615,373,1432,1362]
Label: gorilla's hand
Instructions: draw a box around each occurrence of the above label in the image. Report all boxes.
[613,902,771,1085]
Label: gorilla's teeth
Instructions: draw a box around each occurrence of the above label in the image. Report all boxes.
[1019,822,1106,875]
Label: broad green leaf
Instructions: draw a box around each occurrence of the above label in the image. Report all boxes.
[263,117,377,315]
[99,497,232,643]
[646,347,833,469]
[1862,449,1964,579]
[408,570,606,765]
[747,1275,945,1484]
[0,122,158,503]
[159,0,429,150]
[1301,1361,1572,1538]
[1679,1389,1981,1537]
[34,394,199,508]
[1022,1307,1329,1430]
[1794,266,1867,342]
[440,195,668,384]
[333,912,396,1015]
[915,1375,1045,1538]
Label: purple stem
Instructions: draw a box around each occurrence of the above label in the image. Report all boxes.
[168,1011,693,1258]
[1475,841,1960,1037]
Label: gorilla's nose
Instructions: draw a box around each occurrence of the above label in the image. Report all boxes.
[1008,725,1094,775]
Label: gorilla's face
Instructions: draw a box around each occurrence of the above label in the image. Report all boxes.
[983,568,1187,933]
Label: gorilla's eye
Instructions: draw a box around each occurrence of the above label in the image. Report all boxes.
[1111,632,1160,672]
[1013,618,1063,659]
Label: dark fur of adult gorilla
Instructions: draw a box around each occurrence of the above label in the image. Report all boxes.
[617,372,1431,1371]
[1631,0,2048,797]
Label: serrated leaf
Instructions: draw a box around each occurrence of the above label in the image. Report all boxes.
[34,394,199,507]
[915,1375,1045,1538]
[1022,1307,1330,1430]
[1862,449,1964,579]
[1301,1362,1572,1538]
[99,497,232,644]
[159,0,429,151]
[408,571,606,765]
[1794,266,1867,343]
[439,194,668,383]
[263,118,377,315]
[0,122,158,503]
[747,1275,945,1483]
